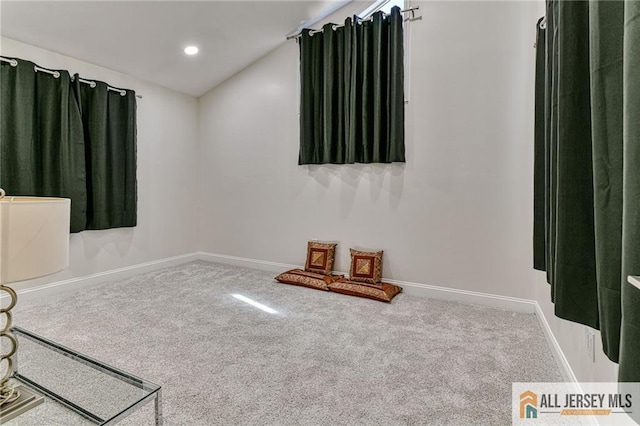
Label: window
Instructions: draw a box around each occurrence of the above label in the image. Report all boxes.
[297,5,406,164]
[0,56,138,232]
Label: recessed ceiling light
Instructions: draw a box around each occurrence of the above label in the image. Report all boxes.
[184,46,199,55]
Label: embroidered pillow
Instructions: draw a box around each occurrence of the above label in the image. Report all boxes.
[275,269,341,291]
[328,280,402,303]
[304,241,337,275]
[349,248,383,284]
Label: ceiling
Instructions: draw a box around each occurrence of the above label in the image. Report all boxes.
[0,0,355,97]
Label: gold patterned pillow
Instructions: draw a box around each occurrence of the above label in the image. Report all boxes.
[304,241,337,275]
[275,269,342,291]
[328,280,402,303]
[349,248,383,284]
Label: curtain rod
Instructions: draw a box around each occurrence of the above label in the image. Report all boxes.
[71,75,143,99]
[286,6,421,40]
[0,56,142,99]
[0,57,18,67]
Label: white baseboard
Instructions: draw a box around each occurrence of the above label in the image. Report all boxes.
[386,278,537,313]
[6,250,575,382]
[197,251,536,313]
[533,301,577,383]
[9,253,201,304]
[195,251,299,273]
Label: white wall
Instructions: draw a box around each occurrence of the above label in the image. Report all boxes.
[0,37,200,291]
[198,1,540,300]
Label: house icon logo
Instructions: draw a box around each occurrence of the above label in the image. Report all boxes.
[520,390,538,419]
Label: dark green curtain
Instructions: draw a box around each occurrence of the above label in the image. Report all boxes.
[535,0,599,331]
[589,0,624,366]
[0,58,87,232]
[619,0,640,383]
[0,57,137,233]
[533,17,546,272]
[534,0,640,381]
[299,6,404,165]
[74,77,137,229]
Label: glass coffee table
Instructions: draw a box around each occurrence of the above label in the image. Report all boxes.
[7,327,162,425]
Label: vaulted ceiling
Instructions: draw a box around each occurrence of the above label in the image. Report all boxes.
[0,1,356,97]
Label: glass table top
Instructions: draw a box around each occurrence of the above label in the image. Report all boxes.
[7,327,162,425]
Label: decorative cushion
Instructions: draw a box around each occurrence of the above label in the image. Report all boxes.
[275,269,341,291]
[328,280,402,303]
[349,248,383,284]
[304,241,337,275]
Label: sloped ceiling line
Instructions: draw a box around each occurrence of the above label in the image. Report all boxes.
[0,1,358,97]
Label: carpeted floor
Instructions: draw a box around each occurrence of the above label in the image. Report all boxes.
[9,261,561,425]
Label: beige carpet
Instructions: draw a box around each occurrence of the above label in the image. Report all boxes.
[9,261,562,425]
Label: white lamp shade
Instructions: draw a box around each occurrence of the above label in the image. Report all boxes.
[0,197,70,284]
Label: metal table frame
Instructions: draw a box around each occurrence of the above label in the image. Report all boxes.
[10,326,163,425]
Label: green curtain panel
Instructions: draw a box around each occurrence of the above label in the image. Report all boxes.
[533,16,546,272]
[0,57,137,233]
[589,0,624,366]
[543,0,557,292]
[534,0,640,379]
[298,7,405,165]
[74,77,137,229]
[0,58,87,232]
[619,0,640,383]
[535,0,600,331]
